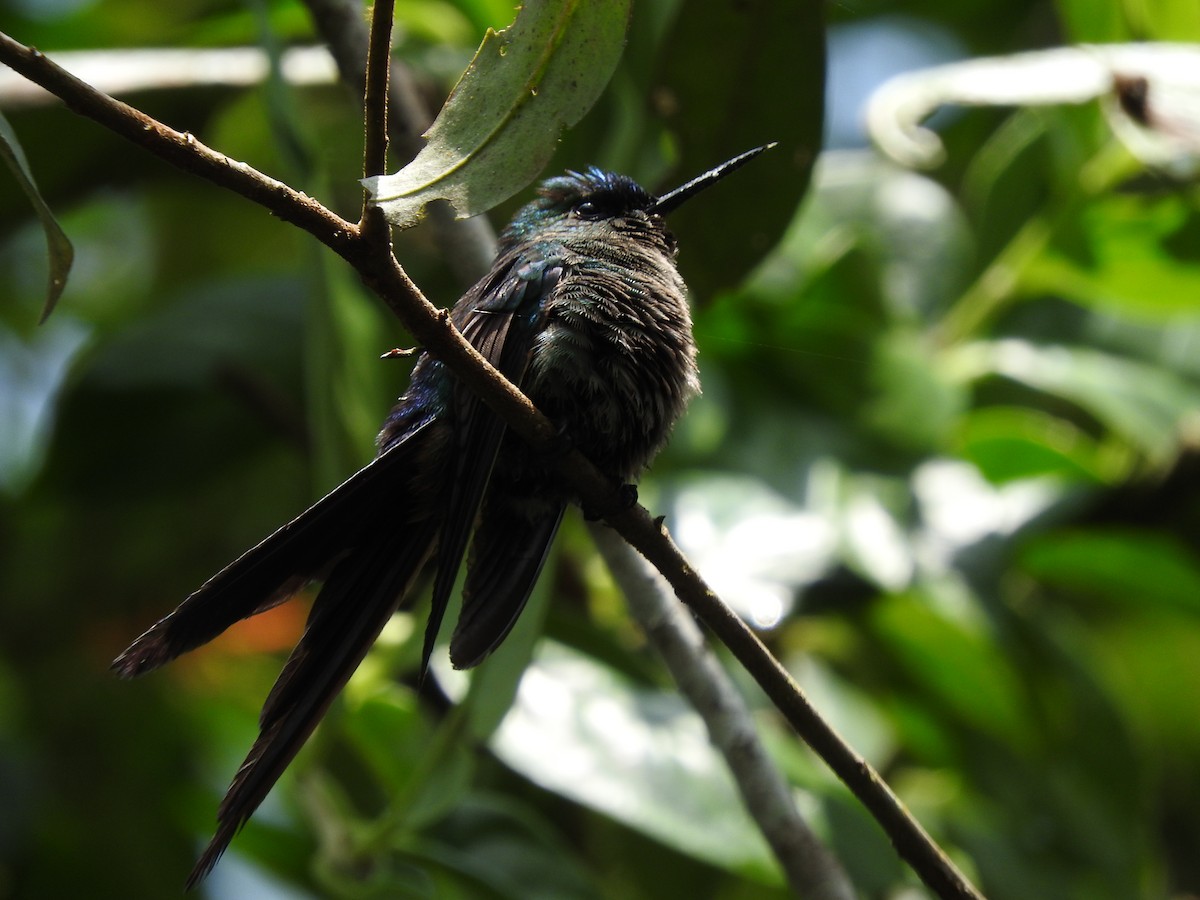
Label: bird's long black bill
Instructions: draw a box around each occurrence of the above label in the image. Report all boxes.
[650,142,777,216]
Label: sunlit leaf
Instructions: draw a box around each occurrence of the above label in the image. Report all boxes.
[364,0,632,228]
[1026,193,1200,319]
[948,339,1199,467]
[912,459,1063,555]
[0,111,74,322]
[489,642,779,881]
[956,406,1117,484]
[868,43,1200,172]
[667,473,837,626]
[753,152,972,315]
[843,480,915,591]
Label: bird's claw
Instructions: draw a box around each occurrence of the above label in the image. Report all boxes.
[380,346,419,360]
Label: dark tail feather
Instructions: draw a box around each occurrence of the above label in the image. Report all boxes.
[185,529,435,888]
[113,424,435,679]
[449,498,565,670]
[423,394,510,679]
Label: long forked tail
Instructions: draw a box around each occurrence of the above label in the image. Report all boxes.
[112,420,438,679]
[185,529,435,887]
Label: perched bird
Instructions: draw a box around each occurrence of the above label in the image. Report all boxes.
[113,144,772,886]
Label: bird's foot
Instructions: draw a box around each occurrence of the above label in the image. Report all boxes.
[380,346,420,360]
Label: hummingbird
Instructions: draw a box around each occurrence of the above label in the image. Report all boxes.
[112,144,773,886]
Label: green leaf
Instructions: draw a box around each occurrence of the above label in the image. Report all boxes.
[0,320,90,496]
[865,329,968,453]
[656,0,826,295]
[364,0,632,228]
[1025,194,1200,320]
[869,593,1032,747]
[411,796,602,900]
[1056,0,1128,41]
[1088,616,1200,754]
[949,339,1200,467]
[462,543,557,741]
[0,111,74,322]
[305,254,392,486]
[956,406,1116,484]
[1128,0,1200,40]
[342,680,475,831]
[1020,528,1200,615]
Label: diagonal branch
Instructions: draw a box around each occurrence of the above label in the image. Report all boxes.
[0,30,985,900]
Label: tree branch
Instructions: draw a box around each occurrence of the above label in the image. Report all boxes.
[589,525,857,900]
[0,31,985,900]
[0,35,359,250]
[608,508,983,899]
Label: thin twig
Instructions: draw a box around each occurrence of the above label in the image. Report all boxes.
[0,31,985,900]
[360,0,391,183]
[358,0,393,246]
[299,0,497,283]
[589,525,857,900]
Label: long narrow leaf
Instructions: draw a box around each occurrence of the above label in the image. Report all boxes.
[0,111,74,322]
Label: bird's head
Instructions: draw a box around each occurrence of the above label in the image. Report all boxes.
[498,144,775,255]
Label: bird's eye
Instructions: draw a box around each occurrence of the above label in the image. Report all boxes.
[573,200,601,219]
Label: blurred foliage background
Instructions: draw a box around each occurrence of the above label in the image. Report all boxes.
[2,0,1200,897]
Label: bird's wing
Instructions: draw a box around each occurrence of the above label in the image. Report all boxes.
[419,250,567,675]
